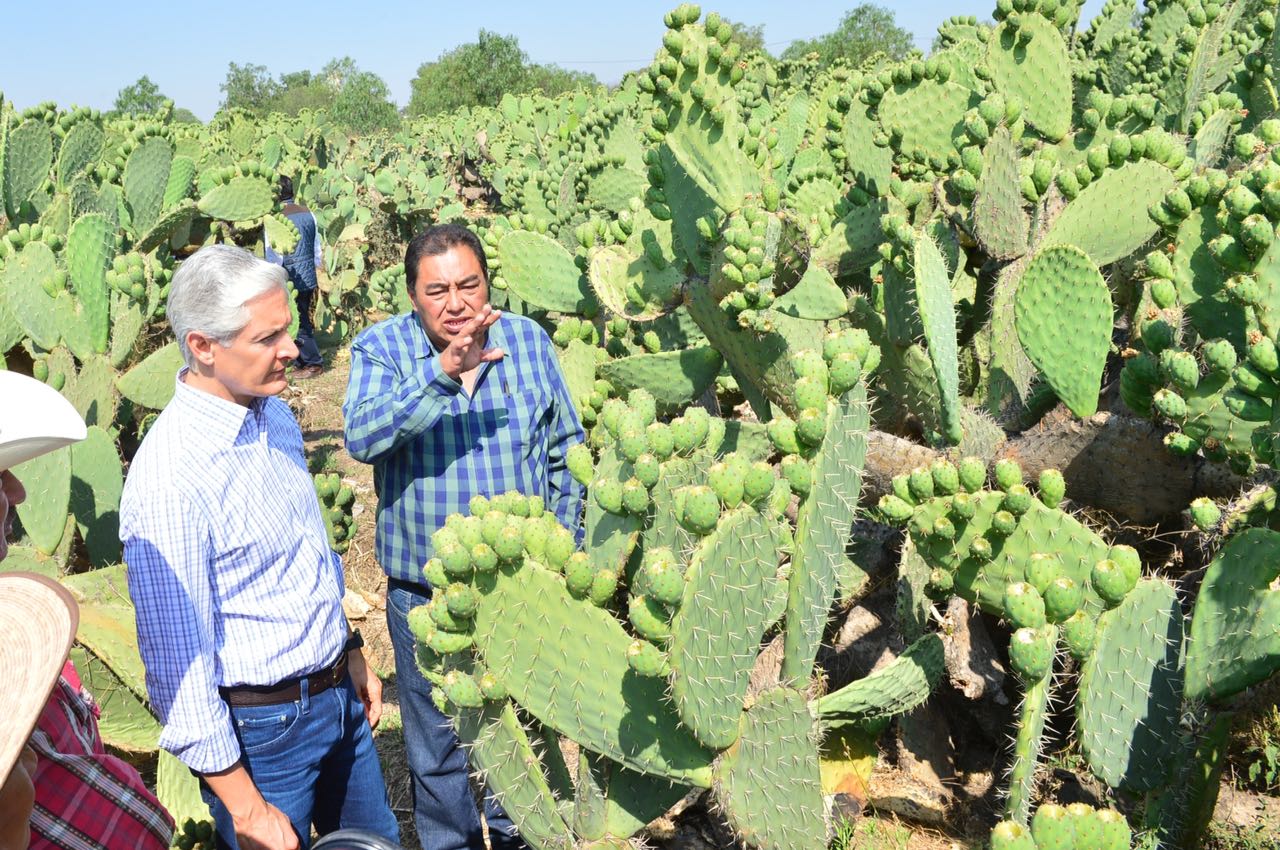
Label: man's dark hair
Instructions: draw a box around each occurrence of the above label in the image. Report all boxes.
[277,175,294,201]
[405,223,488,291]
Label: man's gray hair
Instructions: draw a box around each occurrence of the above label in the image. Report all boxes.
[168,244,288,368]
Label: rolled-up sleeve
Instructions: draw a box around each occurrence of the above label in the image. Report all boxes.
[122,489,240,774]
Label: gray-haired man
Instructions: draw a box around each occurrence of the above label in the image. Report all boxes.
[120,245,398,850]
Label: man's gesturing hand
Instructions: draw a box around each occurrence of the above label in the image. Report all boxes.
[440,305,505,381]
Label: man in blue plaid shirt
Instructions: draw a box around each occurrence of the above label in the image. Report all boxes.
[343,223,585,850]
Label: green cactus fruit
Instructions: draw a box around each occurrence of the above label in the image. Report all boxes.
[1037,469,1066,508]
[791,349,829,385]
[1152,388,1187,421]
[824,328,872,363]
[589,568,620,606]
[1141,317,1175,353]
[477,670,508,701]
[1189,497,1221,531]
[1004,582,1047,629]
[618,431,646,464]
[629,594,673,643]
[878,495,915,523]
[565,552,594,597]
[927,567,955,597]
[743,462,775,504]
[495,523,525,563]
[679,486,721,535]
[1203,339,1238,374]
[1043,577,1083,623]
[629,388,658,426]
[891,474,915,505]
[428,594,467,631]
[1030,804,1073,850]
[670,419,697,456]
[469,494,490,517]
[642,551,684,606]
[1158,348,1195,390]
[1002,484,1033,516]
[423,557,448,588]
[445,583,478,619]
[795,408,827,447]
[991,509,1018,537]
[621,477,651,515]
[634,454,662,489]
[1025,552,1062,593]
[1067,803,1104,849]
[646,422,676,459]
[1150,279,1178,310]
[958,456,987,492]
[567,444,594,485]
[782,454,813,497]
[990,821,1036,850]
[932,517,956,541]
[828,353,862,396]
[1061,610,1097,660]
[768,416,802,455]
[525,495,544,518]
[708,462,745,508]
[1009,627,1055,682]
[407,604,436,644]
[993,458,1022,491]
[438,542,473,580]
[1108,544,1141,587]
[793,375,828,412]
[455,516,484,550]
[971,536,994,561]
[472,542,499,574]
[626,638,669,677]
[1091,558,1135,606]
[481,510,508,547]
[1250,336,1280,375]
[949,492,976,521]
[908,466,936,501]
[543,525,576,570]
[1095,809,1130,850]
[594,478,625,515]
[442,670,484,709]
[931,460,960,495]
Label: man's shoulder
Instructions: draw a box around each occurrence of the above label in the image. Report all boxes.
[499,313,553,355]
[122,404,201,505]
[354,311,416,351]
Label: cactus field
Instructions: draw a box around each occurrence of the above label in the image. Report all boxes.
[5,0,1280,847]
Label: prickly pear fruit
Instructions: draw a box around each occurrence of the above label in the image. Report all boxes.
[589,568,619,606]
[795,407,827,447]
[1096,809,1131,850]
[949,491,976,520]
[543,526,575,570]
[642,550,684,606]
[1090,558,1135,606]
[958,456,986,492]
[1108,544,1142,587]
[781,454,813,496]
[828,353,862,396]
[994,458,1022,491]
[1038,469,1066,508]
[477,670,508,701]
[423,557,448,588]
[565,552,594,597]
[481,511,507,547]
[743,462,775,504]
[1025,553,1062,594]
[1009,627,1054,682]
[768,415,802,455]
[1031,804,1073,850]
[709,461,745,507]
[445,583,478,619]
[1067,803,1104,849]
[931,460,960,495]
[627,638,669,677]
[628,595,672,642]
[1003,582,1047,629]
[442,670,484,709]
[1002,484,1033,516]
[793,377,828,414]
[1061,610,1097,660]
[878,495,914,523]
[594,478,625,514]
[679,486,721,535]
[1043,577,1083,623]
[908,466,935,501]
[645,422,675,459]
[471,542,499,573]
[791,349,829,386]
[991,509,1018,536]
[438,542,473,580]
[990,821,1036,850]
[1189,497,1221,531]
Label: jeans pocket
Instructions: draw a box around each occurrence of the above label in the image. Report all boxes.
[234,701,302,757]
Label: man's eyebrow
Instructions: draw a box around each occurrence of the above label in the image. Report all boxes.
[423,274,482,288]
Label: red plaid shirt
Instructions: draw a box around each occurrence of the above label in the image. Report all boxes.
[28,661,175,850]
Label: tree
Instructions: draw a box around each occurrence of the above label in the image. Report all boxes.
[720,17,769,57]
[113,75,168,116]
[270,69,336,116]
[170,107,202,125]
[330,70,401,133]
[408,30,599,117]
[220,62,280,112]
[781,4,913,67]
[320,57,360,92]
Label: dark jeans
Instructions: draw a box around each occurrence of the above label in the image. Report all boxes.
[294,287,323,368]
[205,675,399,849]
[386,578,527,850]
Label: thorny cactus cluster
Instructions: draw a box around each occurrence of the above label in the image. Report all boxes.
[5,0,1280,847]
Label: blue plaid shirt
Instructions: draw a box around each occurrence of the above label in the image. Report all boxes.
[343,311,585,584]
[120,371,349,773]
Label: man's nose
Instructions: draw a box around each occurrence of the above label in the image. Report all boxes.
[281,336,300,361]
[445,287,464,313]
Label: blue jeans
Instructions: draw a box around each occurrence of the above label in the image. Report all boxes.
[386,579,526,850]
[294,287,324,368]
[205,674,399,849]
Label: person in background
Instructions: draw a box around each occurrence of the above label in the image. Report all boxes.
[0,370,174,850]
[120,245,397,850]
[265,175,325,379]
[343,223,586,850]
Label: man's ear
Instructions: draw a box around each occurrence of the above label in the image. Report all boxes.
[186,330,217,367]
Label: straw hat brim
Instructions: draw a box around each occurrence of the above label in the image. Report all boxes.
[0,572,78,785]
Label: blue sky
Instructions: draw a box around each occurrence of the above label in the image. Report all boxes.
[3,1,1105,120]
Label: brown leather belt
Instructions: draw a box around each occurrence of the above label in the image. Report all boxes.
[219,651,349,707]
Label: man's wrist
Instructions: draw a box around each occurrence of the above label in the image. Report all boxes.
[343,629,364,655]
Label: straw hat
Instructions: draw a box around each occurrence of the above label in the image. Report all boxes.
[0,572,78,785]
[0,370,87,472]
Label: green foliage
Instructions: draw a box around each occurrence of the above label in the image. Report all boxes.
[780,4,913,66]
[112,75,170,117]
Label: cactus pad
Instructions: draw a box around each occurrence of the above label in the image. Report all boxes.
[498,230,597,314]
[588,244,682,321]
[1042,160,1178,265]
[1014,245,1112,417]
[973,126,1029,259]
[985,14,1072,141]
[197,175,275,222]
[597,347,723,414]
